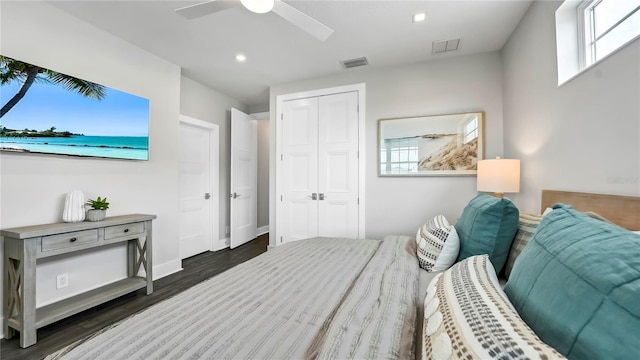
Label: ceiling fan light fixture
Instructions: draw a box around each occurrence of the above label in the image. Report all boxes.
[241,0,275,14]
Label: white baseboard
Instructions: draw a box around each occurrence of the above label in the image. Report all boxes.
[257,225,270,236]
[214,237,230,251]
[153,259,183,280]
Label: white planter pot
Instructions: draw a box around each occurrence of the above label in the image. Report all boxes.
[86,209,106,222]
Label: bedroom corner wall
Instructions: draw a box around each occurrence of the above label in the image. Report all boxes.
[269,52,505,243]
[0,1,182,337]
[179,76,249,243]
[502,0,640,213]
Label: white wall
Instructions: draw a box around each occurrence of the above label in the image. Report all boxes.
[0,0,182,330]
[180,76,248,241]
[269,52,505,243]
[502,0,640,213]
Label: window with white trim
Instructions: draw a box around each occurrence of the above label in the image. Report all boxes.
[380,137,419,174]
[462,116,478,144]
[579,0,640,68]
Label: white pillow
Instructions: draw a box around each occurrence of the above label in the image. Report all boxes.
[422,255,566,360]
[416,215,460,272]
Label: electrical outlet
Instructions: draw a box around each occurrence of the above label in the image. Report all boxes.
[226,225,230,234]
[56,273,69,289]
[224,238,230,246]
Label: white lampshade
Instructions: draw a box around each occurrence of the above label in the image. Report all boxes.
[241,0,274,13]
[477,157,520,197]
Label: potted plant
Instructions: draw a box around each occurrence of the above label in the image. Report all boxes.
[86,196,109,221]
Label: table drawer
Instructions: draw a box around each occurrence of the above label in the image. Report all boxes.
[41,230,98,252]
[105,222,144,240]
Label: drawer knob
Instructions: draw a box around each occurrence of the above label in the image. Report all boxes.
[70,237,77,242]
[124,229,130,233]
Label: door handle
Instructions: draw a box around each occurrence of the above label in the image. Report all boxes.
[230,192,239,199]
[205,193,211,200]
[319,193,325,201]
[307,193,317,200]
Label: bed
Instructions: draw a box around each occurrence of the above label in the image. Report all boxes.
[47,189,639,360]
[49,236,421,359]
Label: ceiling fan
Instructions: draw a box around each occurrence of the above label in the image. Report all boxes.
[175,0,334,42]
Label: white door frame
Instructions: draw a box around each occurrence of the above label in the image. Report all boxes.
[179,115,221,251]
[275,83,366,245]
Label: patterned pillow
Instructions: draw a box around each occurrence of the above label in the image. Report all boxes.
[422,255,565,360]
[416,215,460,272]
[503,213,543,279]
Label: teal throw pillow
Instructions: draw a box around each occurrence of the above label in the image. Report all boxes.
[454,193,519,274]
[504,204,640,360]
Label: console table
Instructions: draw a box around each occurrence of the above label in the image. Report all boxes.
[1,214,155,348]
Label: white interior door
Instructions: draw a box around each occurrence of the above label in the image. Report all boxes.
[318,92,359,238]
[280,97,319,243]
[230,108,257,249]
[179,122,213,259]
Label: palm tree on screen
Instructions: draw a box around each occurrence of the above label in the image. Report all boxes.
[0,55,106,118]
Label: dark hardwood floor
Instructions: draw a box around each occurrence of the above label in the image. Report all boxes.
[1,234,269,360]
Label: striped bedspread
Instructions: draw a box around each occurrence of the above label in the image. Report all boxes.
[50,237,419,360]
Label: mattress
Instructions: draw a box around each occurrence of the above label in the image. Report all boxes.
[50,236,420,360]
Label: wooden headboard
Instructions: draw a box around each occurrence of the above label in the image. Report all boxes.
[541,190,640,231]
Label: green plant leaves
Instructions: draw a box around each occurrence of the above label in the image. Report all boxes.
[86,196,109,210]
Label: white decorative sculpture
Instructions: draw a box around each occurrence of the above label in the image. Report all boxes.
[62,190,86,223]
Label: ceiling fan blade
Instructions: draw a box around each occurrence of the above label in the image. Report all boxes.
[175,0,239,20]
[272,1,333,42]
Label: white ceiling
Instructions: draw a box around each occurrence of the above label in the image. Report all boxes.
[50,0,533,107]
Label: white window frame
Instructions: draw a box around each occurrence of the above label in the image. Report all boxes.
[462,116,478,145]
[577,0,640,69]
[380,137,419,174]
[557,0,640,85]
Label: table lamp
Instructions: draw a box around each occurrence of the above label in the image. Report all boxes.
[477,156,520,198]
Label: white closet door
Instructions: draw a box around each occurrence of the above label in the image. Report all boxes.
[281,97,319,242]
[317,92,359,238]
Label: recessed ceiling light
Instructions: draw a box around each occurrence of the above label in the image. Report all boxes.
[413,12,426,23]
[235,54,247,63]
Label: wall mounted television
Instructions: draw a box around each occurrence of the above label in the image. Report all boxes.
[0,55,149,160]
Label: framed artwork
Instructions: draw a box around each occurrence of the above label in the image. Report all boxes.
[1,55,150,160]
[378,111,484,177]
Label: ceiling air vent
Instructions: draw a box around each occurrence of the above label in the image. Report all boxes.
[341,57,368,69]
[432,38,461,54]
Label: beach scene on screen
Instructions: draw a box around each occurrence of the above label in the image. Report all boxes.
[0,56,149,160]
